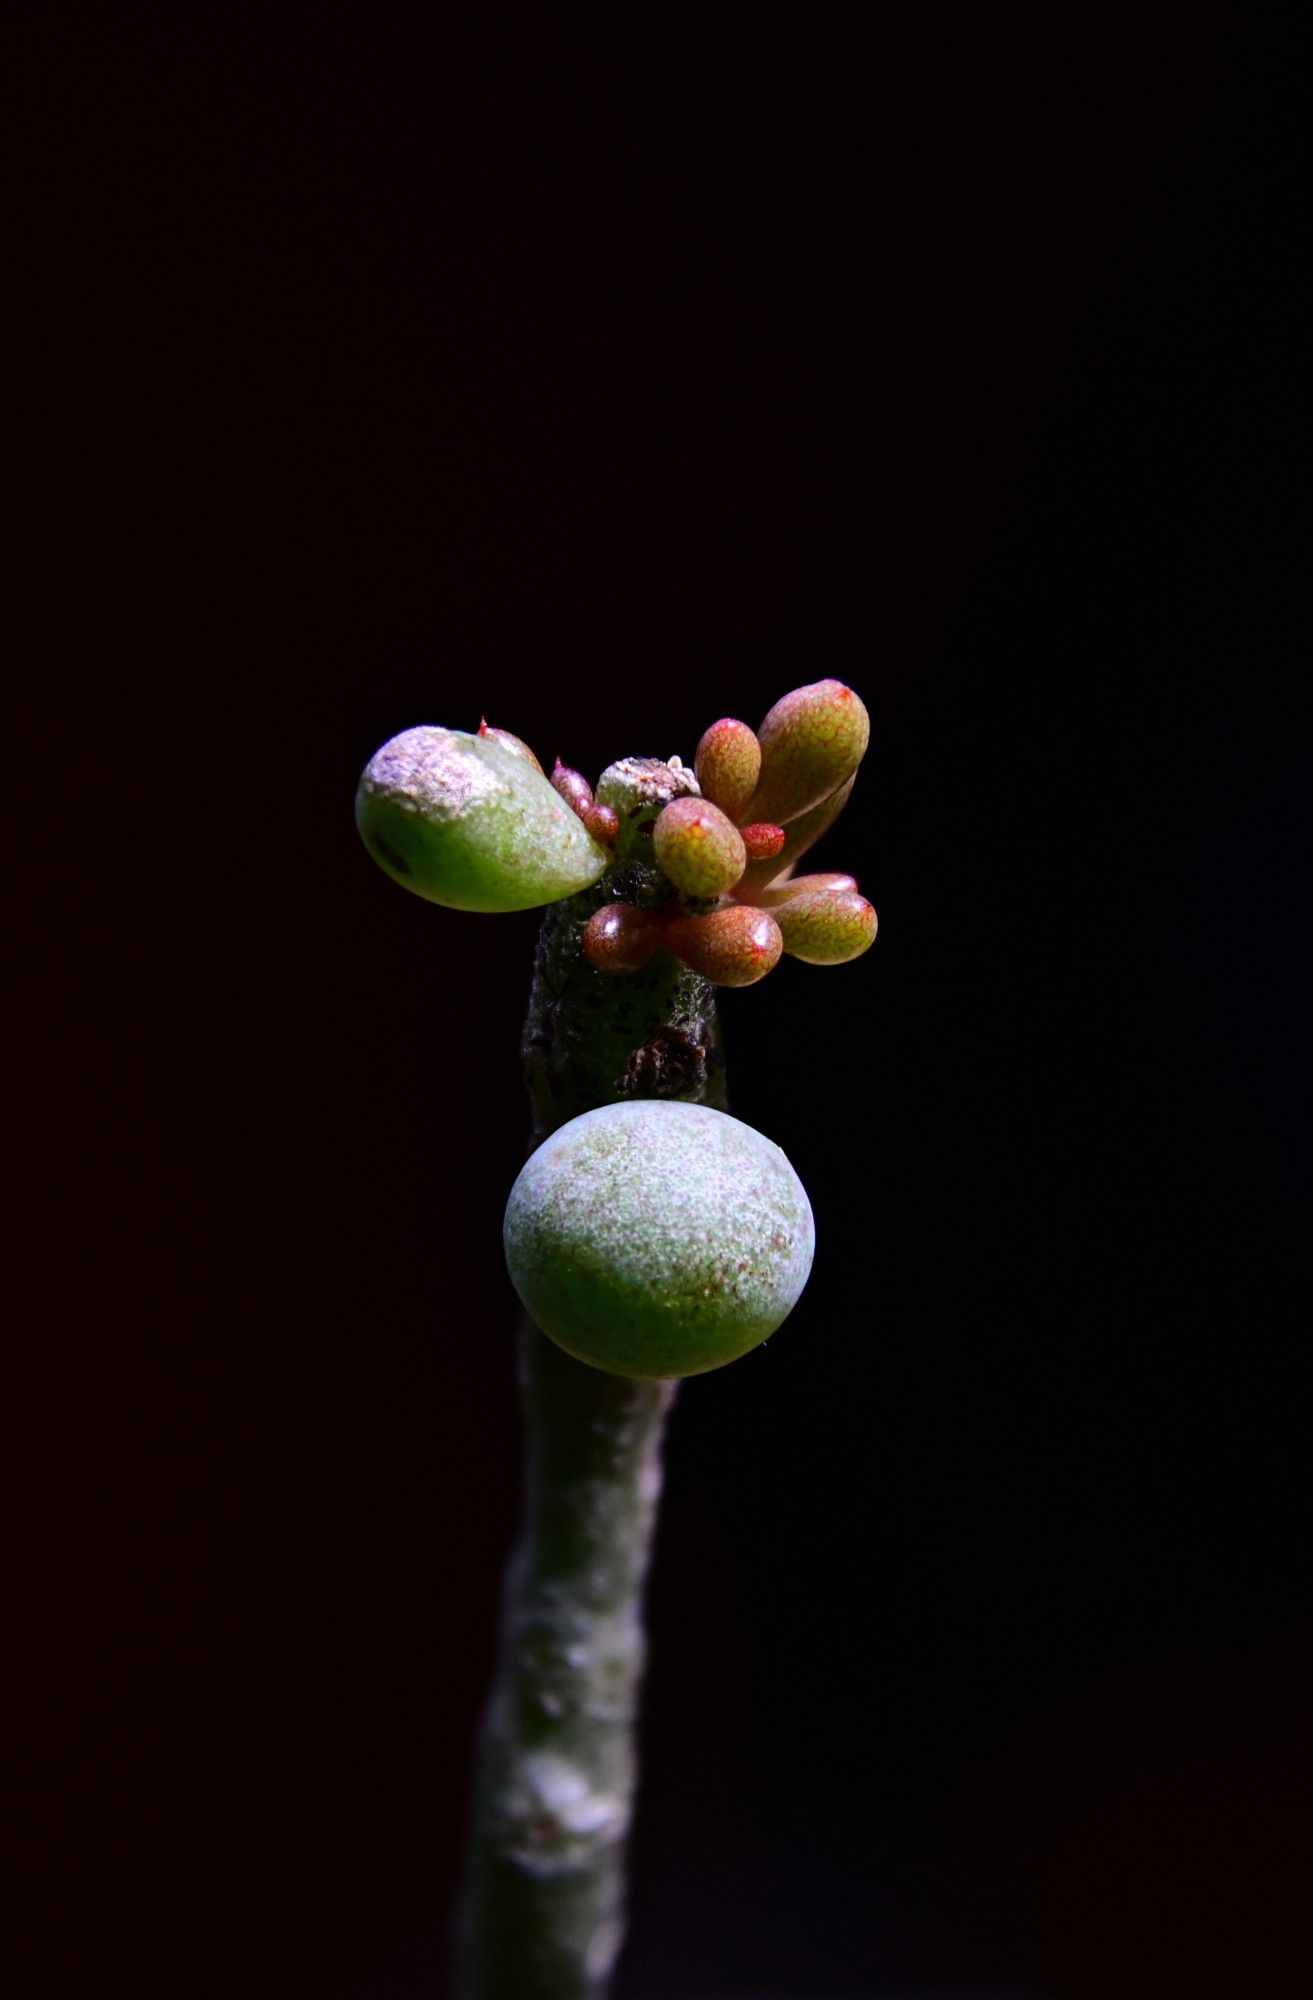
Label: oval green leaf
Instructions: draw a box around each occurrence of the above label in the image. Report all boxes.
[356,726,608,912]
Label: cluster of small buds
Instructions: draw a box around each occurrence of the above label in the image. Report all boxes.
[583,679,877,987]
[358,684,876,978]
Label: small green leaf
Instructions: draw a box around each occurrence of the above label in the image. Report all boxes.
[356,726,608,912]
[772,883,878,964]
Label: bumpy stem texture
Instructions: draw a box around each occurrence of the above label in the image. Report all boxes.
[457,761,724,2000]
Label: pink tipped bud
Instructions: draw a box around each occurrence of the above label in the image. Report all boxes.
[745,679,870,827]
[664,905,783,987]
[773,885,877,965]
[652,796,748,900]
[477,720,544,774]
[755,870,859,907]
[694,717,761,823]
[583,903,663,974]
[740,822,786,862]
[583,802,620,844]
[551,758,595,820]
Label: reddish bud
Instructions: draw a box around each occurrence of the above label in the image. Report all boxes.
[694,718,761,823]
[773,886,878,965]
[583,802,619,844]
[551,758,595,820]
[583,903,663,974]
[664,905,783,987]
[477,719,543,774]
[653,796,748,899]
[745,679,870,827]
[740,822,786,862]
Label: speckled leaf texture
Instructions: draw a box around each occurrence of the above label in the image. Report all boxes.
[504,1101,815,1378]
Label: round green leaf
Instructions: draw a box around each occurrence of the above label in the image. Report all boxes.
[504,1100,815,1378]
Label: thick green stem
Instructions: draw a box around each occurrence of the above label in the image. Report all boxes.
[456,760,725,2000]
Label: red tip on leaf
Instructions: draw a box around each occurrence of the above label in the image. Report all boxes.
[740,822,786,862]
[551,761,595,820]
[583,803,620,845]
[583,903,663,974]
[478,722,544,773]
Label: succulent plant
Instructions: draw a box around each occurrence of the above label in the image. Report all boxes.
[357,676,877,981]
[356,678,878,2000]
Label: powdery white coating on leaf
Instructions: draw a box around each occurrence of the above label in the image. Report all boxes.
[366,726,504,817]
[504,1101,814,1378]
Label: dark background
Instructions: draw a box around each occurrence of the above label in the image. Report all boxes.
[6,5,1309,1996]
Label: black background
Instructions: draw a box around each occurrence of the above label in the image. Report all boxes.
[7,5,1309,1997]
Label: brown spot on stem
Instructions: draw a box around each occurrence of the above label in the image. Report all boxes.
[618,1026,708,1100]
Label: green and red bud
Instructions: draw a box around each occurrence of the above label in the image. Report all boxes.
[745,679,870,828]
[652,796,747,900]
[771,883,878,964]
[664,904,783,987]
[582,902,664,974]
[694,717,761,823]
